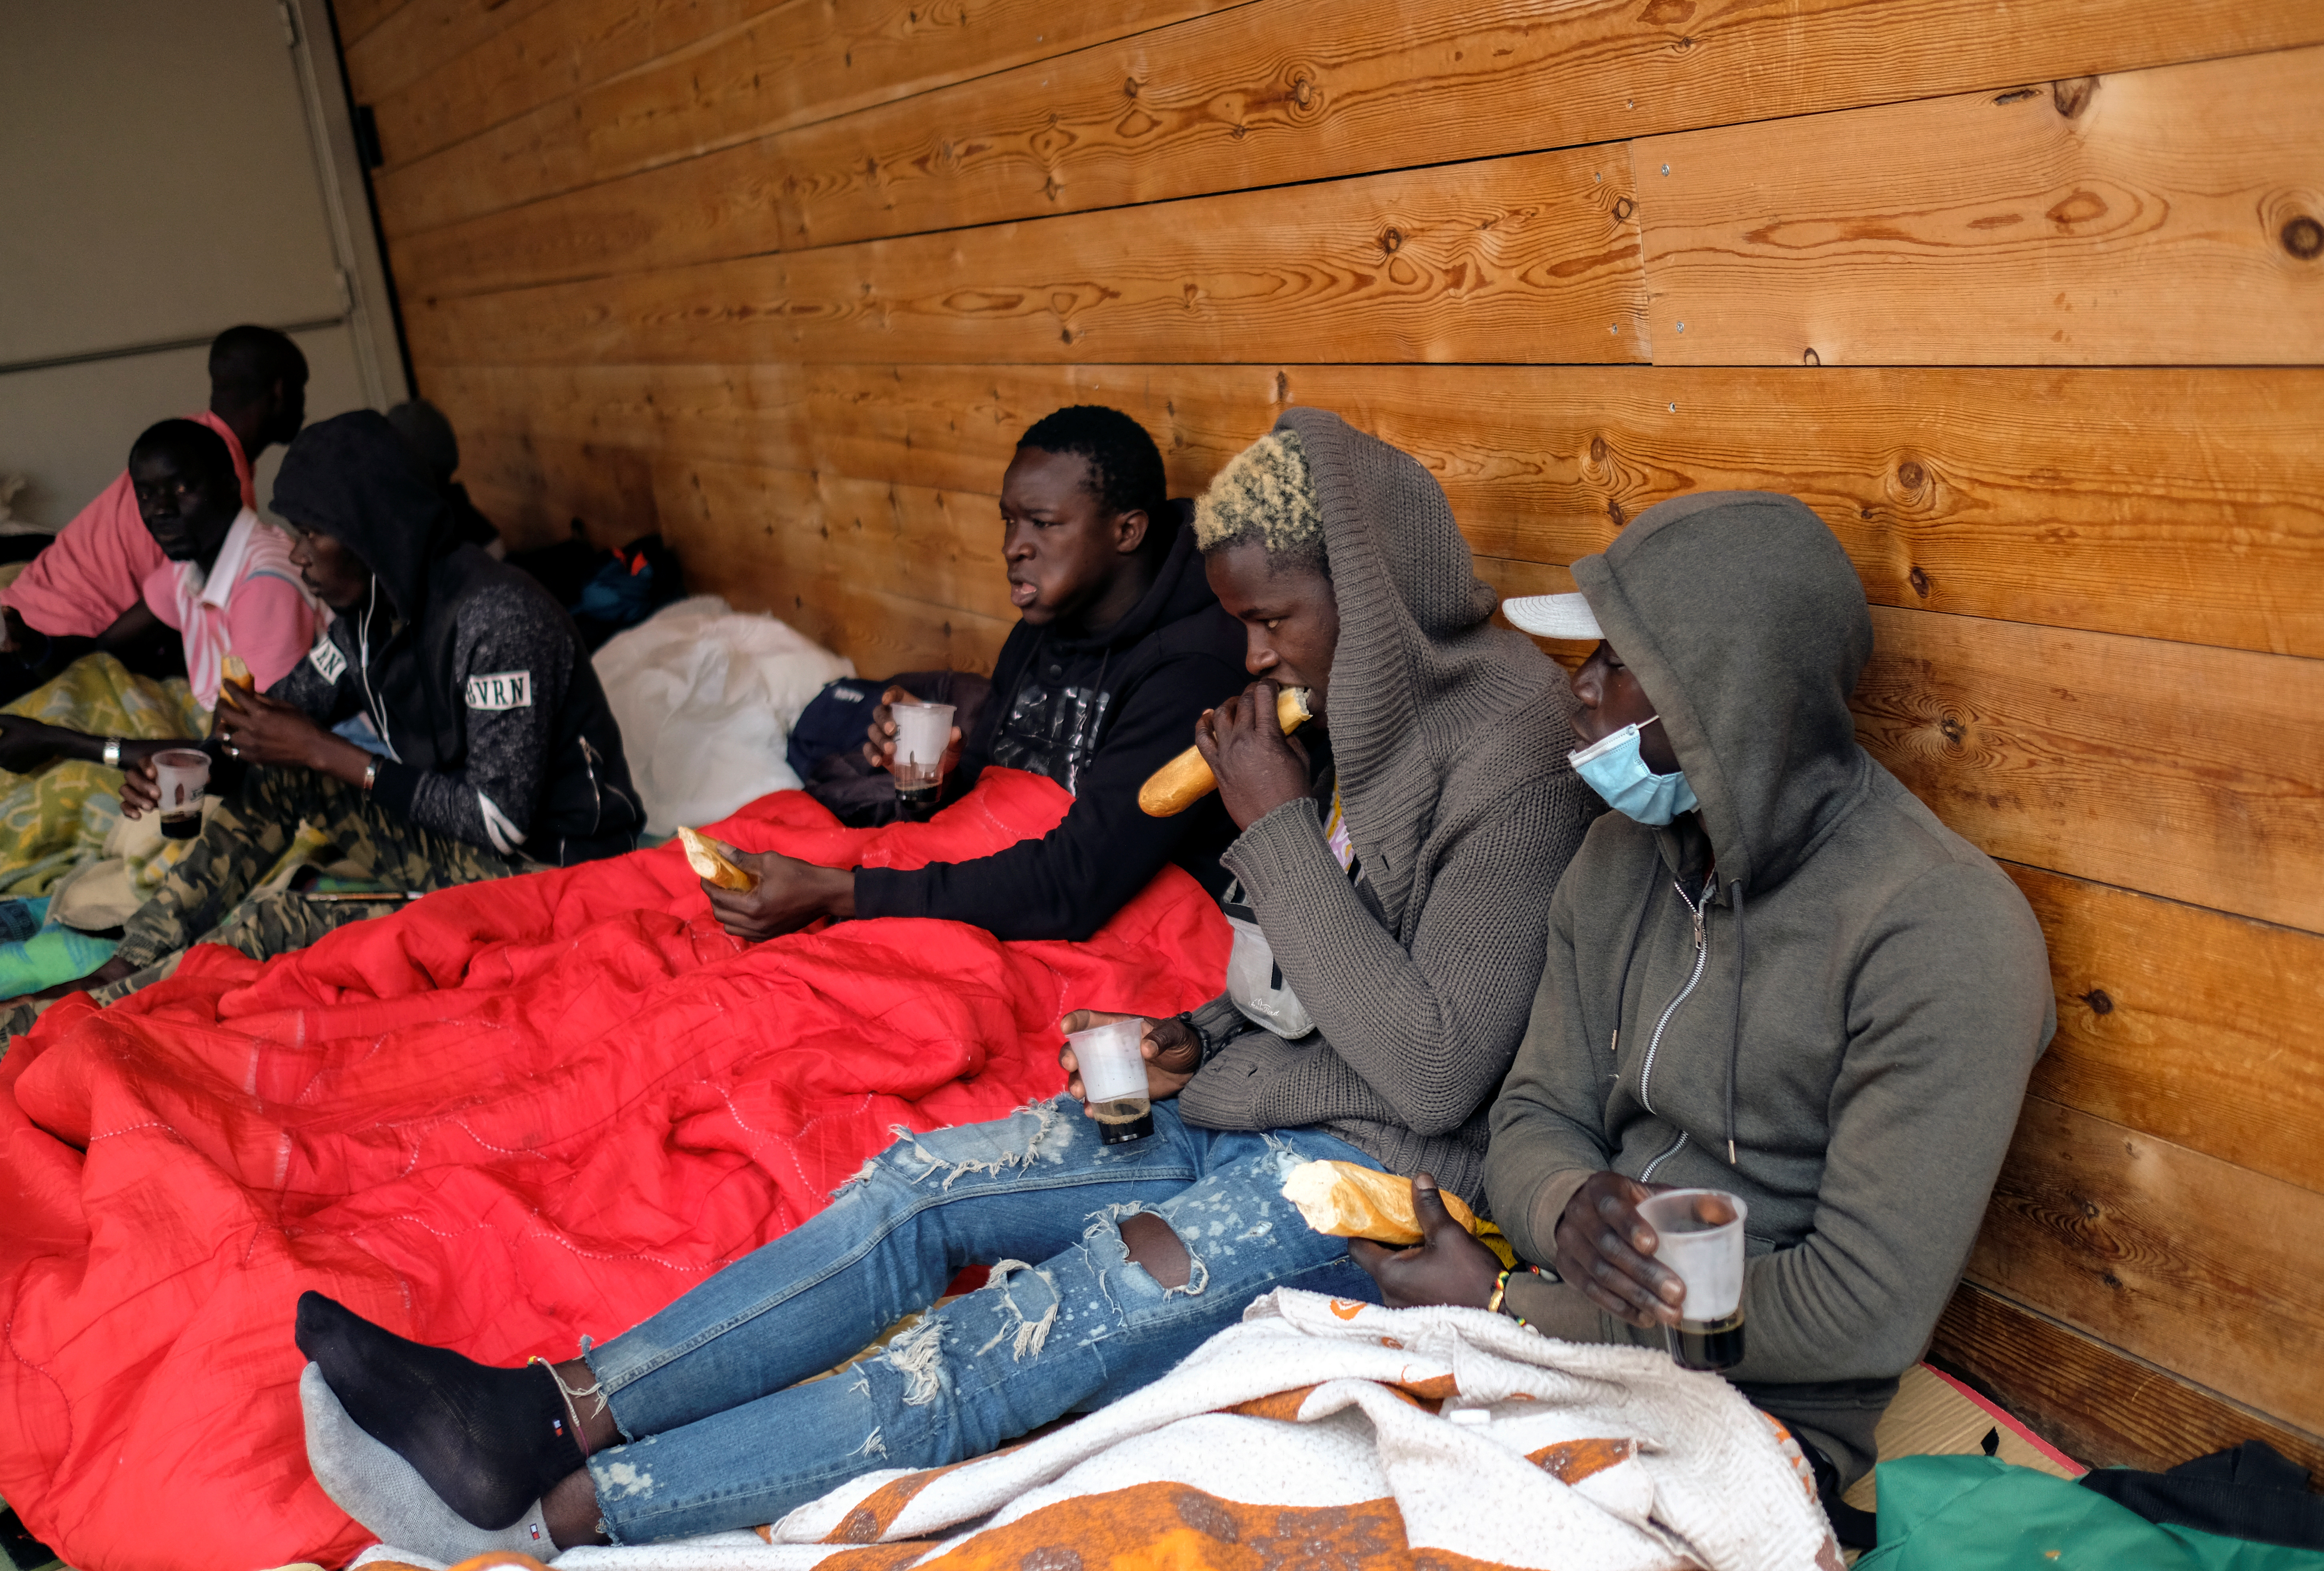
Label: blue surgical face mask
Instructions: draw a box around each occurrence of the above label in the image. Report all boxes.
[1569,715,1699,826]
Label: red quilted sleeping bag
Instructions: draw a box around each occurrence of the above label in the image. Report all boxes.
[0,770,1229,1571]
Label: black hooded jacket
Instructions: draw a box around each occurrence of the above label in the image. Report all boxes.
[854,512,1247,940]
[267,412,642,864]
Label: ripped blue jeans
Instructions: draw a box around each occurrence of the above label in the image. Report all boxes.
[577,1096,1379,1543]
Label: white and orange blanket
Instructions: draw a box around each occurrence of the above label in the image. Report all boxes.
[356,1288,1841,1571]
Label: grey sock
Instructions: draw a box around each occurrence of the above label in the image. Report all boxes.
[300,1362,559,1563]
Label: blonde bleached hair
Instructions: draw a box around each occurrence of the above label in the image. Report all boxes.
[1192,428,1326,573]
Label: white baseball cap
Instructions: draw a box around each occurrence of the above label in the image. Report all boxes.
[1500,591,1603,641]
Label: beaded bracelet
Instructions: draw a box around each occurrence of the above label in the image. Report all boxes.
[1486,1264,1549,1329]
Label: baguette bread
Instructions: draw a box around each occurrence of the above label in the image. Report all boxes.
[1138,685,1311,817]
[678,826,760,891]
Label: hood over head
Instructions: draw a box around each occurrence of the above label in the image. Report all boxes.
[1268,406,1564,925]
[387,399,461,486]
[271,410,454,624]
[1573,490,1871,898]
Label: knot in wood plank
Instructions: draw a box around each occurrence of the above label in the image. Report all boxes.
[2051,76,2100,119]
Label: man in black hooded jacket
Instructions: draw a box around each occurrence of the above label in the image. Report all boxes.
[706,406,1248,943]
[70,410,642,992]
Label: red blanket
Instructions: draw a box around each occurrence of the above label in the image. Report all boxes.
[0,772,1229,1571]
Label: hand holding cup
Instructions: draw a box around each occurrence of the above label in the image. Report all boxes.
[863,687,963,776]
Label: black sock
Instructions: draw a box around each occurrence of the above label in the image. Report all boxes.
[294,1290,584,1530]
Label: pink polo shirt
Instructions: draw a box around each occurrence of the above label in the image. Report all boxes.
[142,508,319,709]
[5,410,256,641]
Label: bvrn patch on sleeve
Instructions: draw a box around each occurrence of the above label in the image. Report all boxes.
[465,670,533,711]
[306,631,347,684]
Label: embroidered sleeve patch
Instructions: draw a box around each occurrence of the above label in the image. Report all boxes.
[465,671,533,710]
[307,631,347,684]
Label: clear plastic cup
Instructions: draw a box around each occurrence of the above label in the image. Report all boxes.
[1066,1018,1152,1144]
[889,701,955,818]
[1637,1187,1749,1370]
[151,748,212,841]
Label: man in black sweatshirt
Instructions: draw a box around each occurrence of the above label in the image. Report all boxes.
[52,411,642,998]
[707,406,1247,942]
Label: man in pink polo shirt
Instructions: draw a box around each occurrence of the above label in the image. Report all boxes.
[0,325,307,700]
[0,419,317,775]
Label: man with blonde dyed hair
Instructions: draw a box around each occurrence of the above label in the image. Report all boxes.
[285,409,1598,1560]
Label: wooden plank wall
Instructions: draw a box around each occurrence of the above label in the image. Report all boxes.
[339,0,2324,1473]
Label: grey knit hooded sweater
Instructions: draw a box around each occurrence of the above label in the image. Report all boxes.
[1174,408,1600,1203]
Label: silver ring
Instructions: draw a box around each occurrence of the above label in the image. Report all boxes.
[225,744,239,758]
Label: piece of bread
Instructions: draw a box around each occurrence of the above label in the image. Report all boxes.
[1138,685,1312,817]
[678,826,759,891]
[221,653,255,691]
[1280,1159,1516,1267]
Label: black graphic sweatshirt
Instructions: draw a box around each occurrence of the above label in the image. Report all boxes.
[266,412,642,865]
[854,512,1248,940]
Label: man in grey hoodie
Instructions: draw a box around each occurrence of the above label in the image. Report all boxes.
[283,411,1600,1560]
[1354,491,2054,1521]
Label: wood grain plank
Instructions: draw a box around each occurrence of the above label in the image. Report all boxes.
[649,458,1013,672]
[1638,45,2324,364]
[2005,865,2324,1195]
[419,362,2324,657]
[342,0,565,107]
[367,0,1243,237]
[771,0,2324,257]
[364,0,783,172]
[388,146,792,298]
[1966,1098,2324,1434]
[329,0,413,49]
[383,0,2324,290]
[458,431,666,550]
[421,361,1275,498]
[399,148,1647,366]
[1933,1284,2324,1477]
[1854,606,2324,933]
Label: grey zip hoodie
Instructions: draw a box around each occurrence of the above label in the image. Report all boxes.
[1485,491,2054,1484]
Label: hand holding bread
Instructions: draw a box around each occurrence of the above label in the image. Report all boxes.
[679,826,761,891]
[1139,684,1310,817]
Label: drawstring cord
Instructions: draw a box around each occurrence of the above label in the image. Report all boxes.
[1618,854,1747,1167]
[1726,877,1746,1164]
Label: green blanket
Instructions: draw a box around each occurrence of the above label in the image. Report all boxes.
[0,654,209,899]
[1862,1455,2324,1570]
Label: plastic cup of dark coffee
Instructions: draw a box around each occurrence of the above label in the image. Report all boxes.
[151,748,211,841]
[1066,1018,1152,1144]
[890,702,955,821]
[1637,1188,1749,1371]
